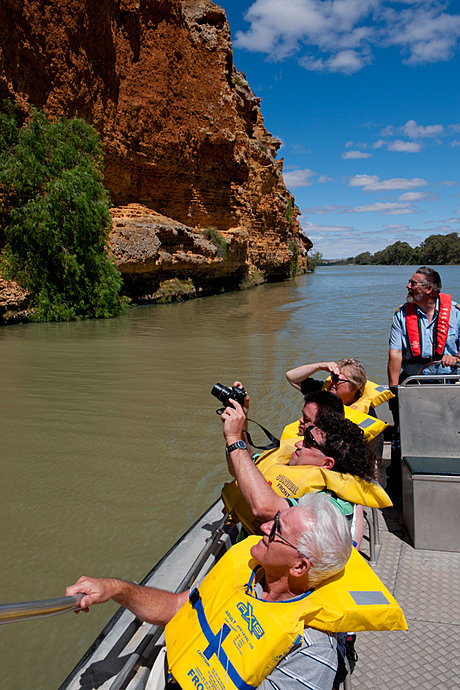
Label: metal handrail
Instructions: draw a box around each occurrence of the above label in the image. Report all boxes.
[414,360,460,376]
[108,512,232,690]
[0,593,83,625]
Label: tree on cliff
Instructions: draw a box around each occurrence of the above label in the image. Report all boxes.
[0,102,125,321]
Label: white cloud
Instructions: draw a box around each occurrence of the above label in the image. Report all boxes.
[383,5,460,65]
[451,140,460,148]
[317,175,333,183]
[348,202,414,214]
[372,138,422,152]
[380,125,394,137]
[302,204,349,214]
[342,150,372,159]
[234,1,460,74]
[401,119,443,138]
[349,174,379,187]
[283,168,316,188]
[345,140,354,148]
[386,139,422,152]
[348,175,428,191]
[397,192,431,202]
[301,220,354,233]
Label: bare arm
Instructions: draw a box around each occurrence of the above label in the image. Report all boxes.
[65,577,189,625]
[221,400,287,519]
[387,349,403,387]
[285,362,340,391]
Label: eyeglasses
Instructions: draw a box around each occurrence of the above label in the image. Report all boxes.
[408,279,427,288]
[268,511,300,551]
[303,425,326,453]
[330,373,349,387]
[268,512,313,563]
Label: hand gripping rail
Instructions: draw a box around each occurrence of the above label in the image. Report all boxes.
[0,593,84,624]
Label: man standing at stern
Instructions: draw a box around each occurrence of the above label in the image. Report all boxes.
[387,266,460,386]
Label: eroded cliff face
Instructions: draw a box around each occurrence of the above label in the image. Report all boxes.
[0,0,311,317]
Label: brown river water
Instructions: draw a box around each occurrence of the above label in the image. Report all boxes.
[1,264,459,689]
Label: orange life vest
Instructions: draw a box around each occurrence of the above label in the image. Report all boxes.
[406,293,452,361]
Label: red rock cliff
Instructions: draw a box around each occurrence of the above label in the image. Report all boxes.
[0,0,311,310]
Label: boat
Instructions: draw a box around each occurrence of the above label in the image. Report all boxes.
[2,366,459,689]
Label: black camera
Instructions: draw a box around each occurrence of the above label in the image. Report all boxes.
[211,383,247,408]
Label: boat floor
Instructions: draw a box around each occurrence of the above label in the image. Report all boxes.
[352,458,460,688]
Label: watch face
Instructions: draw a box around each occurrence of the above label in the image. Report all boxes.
[227,440,247,452]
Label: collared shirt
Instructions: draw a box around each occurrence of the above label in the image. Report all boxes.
[389,296,460,377]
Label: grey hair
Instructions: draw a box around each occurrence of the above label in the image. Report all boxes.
[417,266,442,293]
[296,493,352,588]
[336,357,367,396]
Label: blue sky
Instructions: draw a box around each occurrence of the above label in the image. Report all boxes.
[218,1,460,259]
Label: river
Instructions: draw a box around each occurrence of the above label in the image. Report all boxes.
[1,264,459,689]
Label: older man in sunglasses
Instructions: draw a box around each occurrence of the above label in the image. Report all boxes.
[66,494,352,690]
[388,266,460,386]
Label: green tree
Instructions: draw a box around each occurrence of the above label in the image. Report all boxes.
[307,249,322,272]
[418,233,460,265]
[0,102,125,321]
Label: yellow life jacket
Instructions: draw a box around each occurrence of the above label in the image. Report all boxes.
[280,403,387,442]
[221,442,391,534]
[165,537,407,690]
[321,376,394,416]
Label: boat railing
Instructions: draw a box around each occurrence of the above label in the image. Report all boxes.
[405,360,460,385]
[0,593,83,625]
[106,510,233,690]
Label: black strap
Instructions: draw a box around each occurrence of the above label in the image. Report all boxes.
[215,409,280,451]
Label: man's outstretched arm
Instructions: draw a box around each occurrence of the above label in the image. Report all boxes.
[65,577,189,625]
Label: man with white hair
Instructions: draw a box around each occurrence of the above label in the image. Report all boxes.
[65,496,349,689]
[66,494,405,690]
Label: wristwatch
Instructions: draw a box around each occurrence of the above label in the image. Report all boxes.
[226,440,247,453]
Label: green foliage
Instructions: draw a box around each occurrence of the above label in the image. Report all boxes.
[285,199,293,225]
[200,226,227,259]
[307,249,323,272]
[288,238,299,277]
[153,278,196,304]
[347,233,460,265]
[0,102,125,321]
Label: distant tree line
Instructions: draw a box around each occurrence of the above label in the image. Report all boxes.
[341,233,460,265]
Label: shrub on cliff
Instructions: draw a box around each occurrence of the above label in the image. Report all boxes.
[0,102,125,321]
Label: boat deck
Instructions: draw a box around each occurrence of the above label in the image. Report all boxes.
[352,470,459,688]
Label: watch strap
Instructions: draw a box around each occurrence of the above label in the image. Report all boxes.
[226,440,247,453]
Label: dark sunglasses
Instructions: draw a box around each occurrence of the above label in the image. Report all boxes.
[268,511,312,562]
[330,373,349,386]
[408,279,427,287]
[303,425,326,453]
[268,511,299,551]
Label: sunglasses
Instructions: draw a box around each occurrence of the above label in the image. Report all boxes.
[268,512,313,562]
[303,425,326,453]
[330,373,349,386]
[268,511,300,551]
[408,279,427,288]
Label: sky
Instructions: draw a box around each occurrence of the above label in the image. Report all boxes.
[217,0,460,259]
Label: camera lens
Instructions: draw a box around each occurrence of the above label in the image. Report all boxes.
[211,383,231,403]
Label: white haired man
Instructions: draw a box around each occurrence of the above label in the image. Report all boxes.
[66,494,405,690]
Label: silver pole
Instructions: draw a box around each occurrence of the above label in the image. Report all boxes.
[0,593,84,624]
